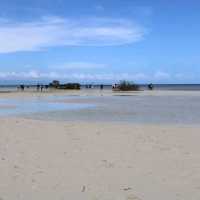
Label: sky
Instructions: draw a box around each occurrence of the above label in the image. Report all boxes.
[0,0,200,84]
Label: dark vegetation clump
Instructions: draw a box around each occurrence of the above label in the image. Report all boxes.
[49,80,80,90]
[58,83,80,89]
[113,80,139,91]
[49,80,60,88]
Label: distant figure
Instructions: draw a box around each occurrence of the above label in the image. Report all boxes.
[112,84,117,89]
[20,85,24,91]
[45,85,49,90]
[100,84,104,90]
[40,85,44,92]
[148,83,154,90]
[37,84,40,92]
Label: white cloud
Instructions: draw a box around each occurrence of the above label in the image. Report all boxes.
[154,71,171,80]
[0,70,196,83]
[0,16,145,53]
[0,70,157,82]
[52,62,107,70]
[95,5,105,11]
[0,70,40,79]
[174,73,197,81]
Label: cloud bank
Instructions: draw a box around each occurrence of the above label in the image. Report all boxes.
[0,70,192,83]
[0,16,145,53]
[51,62,107,70]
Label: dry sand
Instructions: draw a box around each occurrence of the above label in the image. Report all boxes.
[0,117,200,200]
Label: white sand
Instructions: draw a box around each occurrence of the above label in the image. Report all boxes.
[0,117,200,200]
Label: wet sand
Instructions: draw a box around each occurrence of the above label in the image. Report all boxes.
[1,89,200,99]
[0,90,200,200]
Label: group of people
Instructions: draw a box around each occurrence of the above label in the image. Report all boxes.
[18,83,154,92]
[18,84,49,92]
[36,84,49,92]
[85,84,104,90]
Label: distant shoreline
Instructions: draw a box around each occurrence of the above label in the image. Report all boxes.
[1,83,200,91]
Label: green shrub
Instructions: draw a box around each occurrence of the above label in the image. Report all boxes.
[49,81,80,90]
[113,80,139,91]
[49,80,60,88]
[59,83,80,90]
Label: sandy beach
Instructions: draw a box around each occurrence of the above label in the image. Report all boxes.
[0,90,200,200]
[1,0,200,198]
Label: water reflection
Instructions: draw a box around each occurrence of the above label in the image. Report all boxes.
[0,97,94,117]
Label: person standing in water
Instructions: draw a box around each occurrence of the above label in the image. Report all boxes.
[148,83,154,90]
[20,85,24,91]
[37,84,40,92]
[40,85,44,92]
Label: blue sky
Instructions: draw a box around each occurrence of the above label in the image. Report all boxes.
[0,0,200,83]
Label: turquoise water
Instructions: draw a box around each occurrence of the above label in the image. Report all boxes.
[0,96,94,117]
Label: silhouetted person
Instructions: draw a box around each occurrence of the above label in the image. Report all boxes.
[100,84,104,90]
[148,83,154,90]
[40,85,44,92]
[37,84,40,92]
[45,85,49,90]
[20,85,24,91]
[112,84,117,89]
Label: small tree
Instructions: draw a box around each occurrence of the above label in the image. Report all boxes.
[114,80,139,91]
[49,80,60,88]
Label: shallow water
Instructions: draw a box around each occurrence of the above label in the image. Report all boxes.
[1,94,200,124]
[0,96,94,117]
[24,95,200,124]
